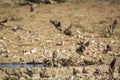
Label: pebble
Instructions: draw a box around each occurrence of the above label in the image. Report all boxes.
[91,40,96,44]
[0,48,7,53]
[46,40,52,43]
[0,40,5,44]
[56,41,65,46]
[12,55,19,58]
[91,34,95,38]
[20,77,26,80]
[30,48,37,54]
[111,40,115,44]
[23,51,29,55]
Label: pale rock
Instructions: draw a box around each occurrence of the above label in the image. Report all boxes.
[76,30,82,34]
[38,34,42,38]
[111,40,115,44]
[25,31,31,34]
[0,40,5,44]
[46,40,52,43]
[32,74,40,80]
[6,49,10,53]
[0,48,7,53]
[61,50,66,54]
[12,55,18,58]
[80,55,85,60]
[60,36,64,39]
[94,48,98,51]
[56,41,65,46]
[91,35,95,38]
[20,77,26,80]
[107,51,113,55]
[23,51,31,55]
[30,48,37,54]
[84,37,87,40]
[80,36,84,39]
[91,40,95,44]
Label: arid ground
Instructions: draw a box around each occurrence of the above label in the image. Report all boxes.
[0,0,120,80]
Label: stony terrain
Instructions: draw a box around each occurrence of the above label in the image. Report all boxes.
[0,0,120,80]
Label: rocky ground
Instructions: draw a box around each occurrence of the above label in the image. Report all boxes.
[0,0,120,80]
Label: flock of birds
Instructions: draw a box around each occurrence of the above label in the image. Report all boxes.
[47,18,118,79]
[0,3,119,79]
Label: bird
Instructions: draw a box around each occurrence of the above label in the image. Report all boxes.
[109,57,116,76]
[32,59,36,67]
[84,40,90,47]
[103,44,112,54]
[110,57,116,70]
[118,66,120,74]
[0,19,8,23]
[50,19,62,31]
[30,4,34,12]
[64,24,73,36]
[106,45,112,51]
[98,58,104,64]
[12,25,23,32]
[76,41,85,54]
[108,20,118,33]
[43,59,53,67]
[82,66,88,74]
[0,19,8,26]
[73,68,80,75]
[111,20,117,29]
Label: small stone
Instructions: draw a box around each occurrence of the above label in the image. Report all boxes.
[76,30,82,34]
[0,48,7,53]
[80,55,85,60]
[56,41,64,46]
[20,77,26,80]
[91,35,95,38]
[46,40,52,43]
[61,50,66,54]
[30,48,37,54]
[0,40,5,44]
[23,51,31,55]
[91,40,95,44]
[111,40,115,44]
[12,55,18,58]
